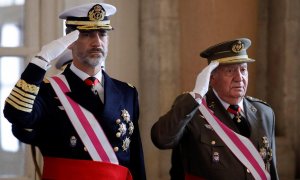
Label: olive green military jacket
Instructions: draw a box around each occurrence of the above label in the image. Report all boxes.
[151,89,279,180]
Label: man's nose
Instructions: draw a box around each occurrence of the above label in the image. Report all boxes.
[91,33,102,46]
[234,69,243,81]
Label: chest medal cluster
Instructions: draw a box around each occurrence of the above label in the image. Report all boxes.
[116,109,134,151]
[259,136,273,172]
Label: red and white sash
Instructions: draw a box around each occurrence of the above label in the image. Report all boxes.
[48,75,118,164]
[199,100,270,180]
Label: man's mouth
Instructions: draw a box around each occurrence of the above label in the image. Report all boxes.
[89,48,103,56]
[232,85,244,90]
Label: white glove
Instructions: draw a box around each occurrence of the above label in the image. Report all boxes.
[55,49,73,70]
[31,30,79,69]
[192,61,219,98]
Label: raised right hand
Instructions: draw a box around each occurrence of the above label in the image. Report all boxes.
[35,30,79,63]
[192,61,219,98]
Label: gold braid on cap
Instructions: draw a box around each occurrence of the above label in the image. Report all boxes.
[215,55,249,63]
[65,4,113,30]
[65,20,112,30]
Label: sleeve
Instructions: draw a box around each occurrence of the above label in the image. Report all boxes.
[269,110,279,180]
[129,87,146,180]
[151,93,200,149]
[3,63,48,143]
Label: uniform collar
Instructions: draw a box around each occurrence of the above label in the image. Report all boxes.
[70,63,103,83]
[212,88,244,112]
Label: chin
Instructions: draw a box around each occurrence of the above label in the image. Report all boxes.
[232,92,245,98]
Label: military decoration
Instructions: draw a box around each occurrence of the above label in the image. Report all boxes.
[70,136,77,147]
[128,122,134,135]
[259,136,273,172]
[121,109,131,123]
[212,152,220,163]
[259,147,267,159]
[208,101,215,109]
[236,113,242,123]
[118,123,127,136]
[114,109,134,151]
[250,105,257,112]
[122,137,131,151]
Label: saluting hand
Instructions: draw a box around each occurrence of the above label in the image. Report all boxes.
[36,30,79,63]
[192,61,219,98]
[31,30,79,69]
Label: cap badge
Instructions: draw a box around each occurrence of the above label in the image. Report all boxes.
[88,4,106,21]
[231,40,244,53]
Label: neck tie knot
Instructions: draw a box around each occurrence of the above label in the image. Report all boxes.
[84,77,100,96]
[227,105,241,115]
[227,104,250,137]
[84,77,100,87]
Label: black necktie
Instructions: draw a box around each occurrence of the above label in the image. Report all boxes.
[84,77,100,96]
[227,105,250,138]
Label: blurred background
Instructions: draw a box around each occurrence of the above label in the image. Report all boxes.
[0,0,299,179]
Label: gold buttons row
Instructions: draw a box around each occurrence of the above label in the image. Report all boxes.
[114,119,122,152]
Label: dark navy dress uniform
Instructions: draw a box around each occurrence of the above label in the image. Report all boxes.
[3,63,146,180]
[151,89,279,180]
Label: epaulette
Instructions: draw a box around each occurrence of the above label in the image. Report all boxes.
[127,83,134,88]
[246,96,270,106]
[181,91,189,94]
[43,78,50,83]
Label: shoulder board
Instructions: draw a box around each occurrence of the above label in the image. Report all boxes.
[246,96,270,106]
[127,83,134,88]
[43,78,50,83]
[181,91,189,94]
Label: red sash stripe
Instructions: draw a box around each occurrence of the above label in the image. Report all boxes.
[49,76,118,164]
[214,113,266,179]
[52,76,111,162]
[199,100,270,180]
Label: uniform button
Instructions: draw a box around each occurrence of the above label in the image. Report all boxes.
[116,132,121,138]
[83,147,88,152]
[247,169,251,173]
[114,147,119,152]
[116,119,121,124]
[211,140,216,145]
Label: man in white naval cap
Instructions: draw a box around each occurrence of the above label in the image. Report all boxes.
[3,3,146,180]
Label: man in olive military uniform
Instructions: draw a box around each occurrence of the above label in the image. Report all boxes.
[151,38,278,179]
[3,3,146,180]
